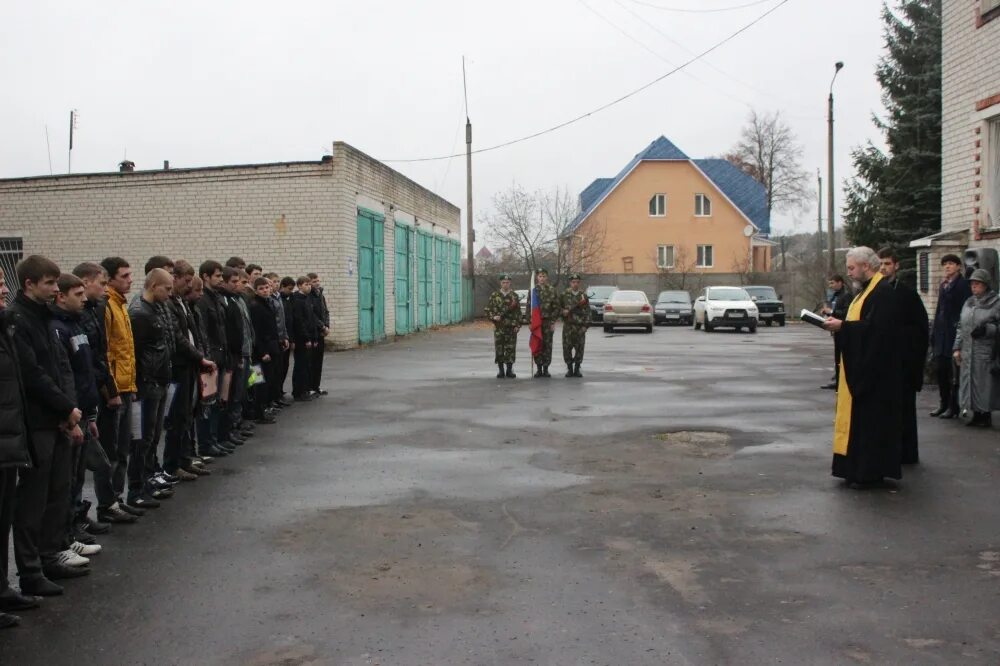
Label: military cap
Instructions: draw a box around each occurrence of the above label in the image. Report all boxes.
[536,268,548,276]
[499,273,512,281]
[569,273,582,281]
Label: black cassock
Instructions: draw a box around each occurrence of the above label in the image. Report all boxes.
[832,277,904,483]
[890,278,929,464]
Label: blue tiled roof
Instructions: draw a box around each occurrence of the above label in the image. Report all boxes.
[693,159,770,235]
[566,136,770,236]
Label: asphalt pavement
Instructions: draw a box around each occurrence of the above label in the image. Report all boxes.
[1,321,998,665]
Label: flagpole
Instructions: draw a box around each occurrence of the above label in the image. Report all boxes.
[528,269,535,378]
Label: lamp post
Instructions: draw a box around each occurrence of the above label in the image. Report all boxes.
[827,61,844,273]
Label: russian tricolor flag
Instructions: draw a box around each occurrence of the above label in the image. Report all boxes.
[529,270,542,358]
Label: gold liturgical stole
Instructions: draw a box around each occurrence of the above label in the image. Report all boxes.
[833,272,883,455]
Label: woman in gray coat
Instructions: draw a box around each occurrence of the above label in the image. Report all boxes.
[953,268,1000,427]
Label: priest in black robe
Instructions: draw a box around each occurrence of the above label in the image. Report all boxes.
[878,247,929,464]
[823,247,903,487]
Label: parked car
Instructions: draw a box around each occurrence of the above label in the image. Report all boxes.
[693,286,758,333]
[743,285,786,326]
[602,290,653,333]
[653,290,693,325]
[587,285,618,322]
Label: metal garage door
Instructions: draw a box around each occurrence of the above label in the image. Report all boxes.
[416,230,433,329]
[357,208,385,343]
[394,223,412,335]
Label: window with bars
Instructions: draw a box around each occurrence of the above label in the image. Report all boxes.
[696,245,713,268]
[695,194,712,217]
[985,115,1000,229]
[657,245,675,269]
[0,238,23,305]
[918,252,929,294]
[649,194,666,217]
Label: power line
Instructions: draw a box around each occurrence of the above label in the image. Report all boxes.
[381,0,793,163]
[625,0,774,13]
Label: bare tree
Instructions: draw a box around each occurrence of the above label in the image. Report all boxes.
[725,109,810,216]
[484,184,609,285]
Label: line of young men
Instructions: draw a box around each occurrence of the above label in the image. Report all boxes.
[0,255,329,629]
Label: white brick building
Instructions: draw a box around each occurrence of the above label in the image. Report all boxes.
[0,141,463,349]
[912,0,1000,312]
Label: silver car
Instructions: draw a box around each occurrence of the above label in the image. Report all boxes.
[602,290,654,333]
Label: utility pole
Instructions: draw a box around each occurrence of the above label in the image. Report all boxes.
[463,57,475,317]
[827,62,843,273]
[816,169,823,265]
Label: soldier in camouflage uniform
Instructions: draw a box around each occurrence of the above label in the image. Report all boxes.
[561,273,589,377]
[533,268,561,378]
[484,274,521,378]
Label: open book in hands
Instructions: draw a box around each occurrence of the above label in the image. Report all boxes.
[800,309,829,329]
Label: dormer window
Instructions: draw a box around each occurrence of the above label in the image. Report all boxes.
[649,194,666,217]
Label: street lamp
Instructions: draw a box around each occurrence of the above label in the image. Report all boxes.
[827,61,844,273]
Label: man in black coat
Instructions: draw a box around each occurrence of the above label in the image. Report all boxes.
[930,254,972,419]
[307,273,330,396]
[823,247,903,487]
[291,276,320,401]
[6,256,86,594]
[878,248,930,464]
[820,275,852,390]
[194,261,231,458]
[249,278,281,424]
[278,277,297,400]
[0,267,39,626]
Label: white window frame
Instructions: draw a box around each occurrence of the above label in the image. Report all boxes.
[695,193,712,217]
[696,244,714,268]
[985,113,1000,230]
[657,244,675,269]
[983,0,1000,16]
[649,193,666,217]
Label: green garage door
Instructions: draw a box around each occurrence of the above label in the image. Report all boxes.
[450,240,462,323]
[357,208,385,344]
[416,230,433,329]
[434,237,447,325]
[394,224,413,335]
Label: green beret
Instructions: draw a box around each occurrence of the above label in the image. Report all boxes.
[569,273,581,280]
[499,273,511,281]
[536,268,548,276]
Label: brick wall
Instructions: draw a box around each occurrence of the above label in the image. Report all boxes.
[942,0,1000,250]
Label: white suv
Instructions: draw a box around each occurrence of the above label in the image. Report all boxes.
[693,286,759,333]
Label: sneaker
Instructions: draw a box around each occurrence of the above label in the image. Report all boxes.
[128,495,160,509]
[154,473,179,486]
[77,513,111,535]
[97,503,138,524]
[314,388,329,396]
[70,541,102,557]
[183,464,211,476]
[119,501,146,517]
[255,415,277,425]
[56,550,89,567]
[174,467,198,481]
[200,446,229,458]
[294,394,314,402]
[228,433,247,445]
[150,488,173,500]
[72,526,97,545]
[41,563,89,580]
[149,476,175,490]
[194,453,217,463]
[0,612,20,629]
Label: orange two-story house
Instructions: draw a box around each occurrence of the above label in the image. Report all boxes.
[566,136,772,275]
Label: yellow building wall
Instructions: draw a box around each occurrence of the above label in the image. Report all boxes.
[576,161,761,274]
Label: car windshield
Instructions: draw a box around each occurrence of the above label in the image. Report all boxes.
[611,291,647,303]
[588,286,617,300]
[744,287,778,300]
[707,287,750,301]
[656,291,690,304]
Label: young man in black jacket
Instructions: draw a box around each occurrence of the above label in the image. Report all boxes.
[128,268,174,508]
[164,261,216,480]
[183,276,213,474]
[195,261,231,458]
[218,267,253,447]
[249,278,281,424]
[72,263,135,525]
[291,277,319,401]
[0,267,40,627]
[265,272,291,409]
[820,275,852,390]
[6,255,86,595]
[307,273,330,396]
[278,277,297,401]
[930,254,973,419]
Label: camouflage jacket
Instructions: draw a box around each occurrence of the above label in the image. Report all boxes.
[484,290,522,329]
[536,284,561,322]
[561,289,590,326]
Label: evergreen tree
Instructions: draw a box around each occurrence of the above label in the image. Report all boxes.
[843,0,941,270]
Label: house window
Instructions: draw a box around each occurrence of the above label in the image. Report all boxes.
[622,256,634,273]
[657,245,675,269]
[695,194,712,217]
[983,0,1000,16]
[649,194,666,217]
[918,252,929,294]
[696,245,713,268]
[986,115,1000,229]
[0,238,22,306]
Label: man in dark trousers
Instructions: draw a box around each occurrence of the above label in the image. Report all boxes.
[7,255,87,594]
[291,276,319,401]
[249,277,281,424]
[930,254,972,419]
[0,266,40,627]
[878,248,929,464]
[194,261,231,458]
[821,275,852,390]
[307,273,330,396]
[278,277,297,399]
[823,247,903,488]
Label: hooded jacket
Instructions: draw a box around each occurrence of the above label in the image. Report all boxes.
[105,287,137,394]
[51,306,100,416]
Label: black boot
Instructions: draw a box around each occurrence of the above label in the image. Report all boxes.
[565,364,574,378]
[497,363,506,378]
[542,365,551,378]
[573,362,582,378]
[534,364,544,378]
[929,404,947,417]
[505,363,516,378]
[967,411,990,427]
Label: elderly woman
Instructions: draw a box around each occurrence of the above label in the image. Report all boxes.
[953,268,1000,427]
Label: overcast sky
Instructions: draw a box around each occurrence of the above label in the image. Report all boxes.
[1,0,888,244]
